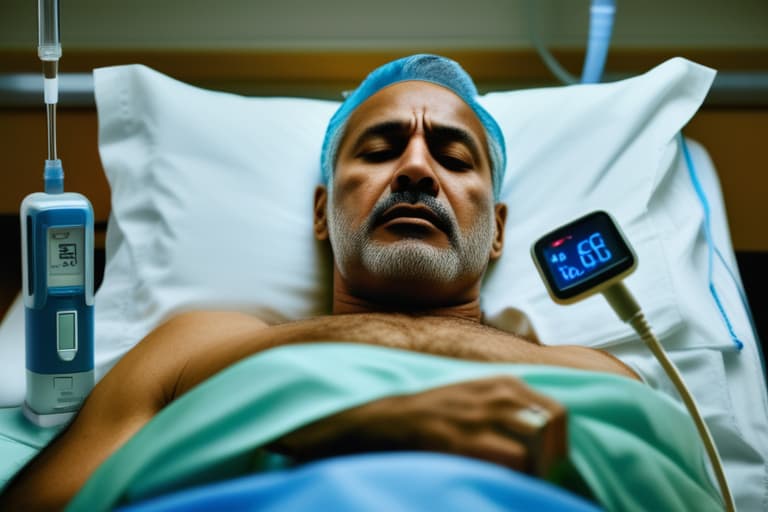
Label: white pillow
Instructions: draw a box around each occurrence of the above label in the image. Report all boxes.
[87,58,724,374]
[479,62,718,349]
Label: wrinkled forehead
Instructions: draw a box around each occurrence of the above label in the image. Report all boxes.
[339,81,490,162]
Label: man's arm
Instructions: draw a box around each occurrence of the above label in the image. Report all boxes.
[0,311,271,511]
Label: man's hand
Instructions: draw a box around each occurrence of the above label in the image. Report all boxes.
[272,375,568,478]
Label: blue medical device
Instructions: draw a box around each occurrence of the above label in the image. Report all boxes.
[21,0,95,427]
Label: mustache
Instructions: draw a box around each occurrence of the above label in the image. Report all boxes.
[368,191,456,239]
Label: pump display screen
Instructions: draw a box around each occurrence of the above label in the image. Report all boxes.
[48,226,84,288]
[532,211,635,301]
[57,312,77,350]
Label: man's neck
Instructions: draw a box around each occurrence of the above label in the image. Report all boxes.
[331,272,484,322]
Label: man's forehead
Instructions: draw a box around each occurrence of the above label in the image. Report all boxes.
[343,81,487,142]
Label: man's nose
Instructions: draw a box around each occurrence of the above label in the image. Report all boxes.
[391,137,439,196]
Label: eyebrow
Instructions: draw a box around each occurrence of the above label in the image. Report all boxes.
[349,120,484,164]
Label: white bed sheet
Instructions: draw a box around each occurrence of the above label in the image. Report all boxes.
[609,139,768,510]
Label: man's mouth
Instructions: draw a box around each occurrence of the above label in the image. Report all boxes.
[375,204,451,235]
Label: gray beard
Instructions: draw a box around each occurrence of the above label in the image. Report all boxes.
[327,188,495,284]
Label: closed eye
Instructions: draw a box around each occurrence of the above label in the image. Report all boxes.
[428,126,482,172]
[360,147,401,163]
[432,144,475,171]
[356,136,406,163]
[436,154,473,171]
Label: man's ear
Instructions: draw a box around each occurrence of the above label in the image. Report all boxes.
[314,186,329,241]
[489,202,507,260]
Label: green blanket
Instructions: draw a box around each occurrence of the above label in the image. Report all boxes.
[59,343,720,511]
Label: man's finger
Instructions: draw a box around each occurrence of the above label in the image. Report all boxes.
[506,402,567,477]
[462,431,527,471]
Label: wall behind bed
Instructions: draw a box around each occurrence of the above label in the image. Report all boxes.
[0,0,766,325]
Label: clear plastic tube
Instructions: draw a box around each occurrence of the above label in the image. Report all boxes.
[37,0,61,62]
[526,0,616,85]
[38,0,60,158]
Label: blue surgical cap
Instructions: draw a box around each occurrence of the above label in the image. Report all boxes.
[320,54,507,200]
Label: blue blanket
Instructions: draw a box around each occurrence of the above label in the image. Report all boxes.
[117,452,602,512]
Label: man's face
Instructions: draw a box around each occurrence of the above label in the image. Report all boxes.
[316,81,506,305]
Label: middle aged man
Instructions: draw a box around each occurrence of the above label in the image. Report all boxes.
[0,54,638,510]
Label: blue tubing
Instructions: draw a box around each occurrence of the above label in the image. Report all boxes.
[581,0,616,84]
[679,134,744,351]
[43,159,64,194]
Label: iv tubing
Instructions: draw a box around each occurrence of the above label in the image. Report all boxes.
[525,0,577,85]
[38,0,62,188]
[46,103,56,160]
[603,283,735,511]
[580,0,616,84]
[527,0,616,85]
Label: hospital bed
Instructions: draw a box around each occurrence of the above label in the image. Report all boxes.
[0,55,766,510]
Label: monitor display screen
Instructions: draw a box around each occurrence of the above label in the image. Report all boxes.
[48,226,84,288]
[533,211,634,300]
